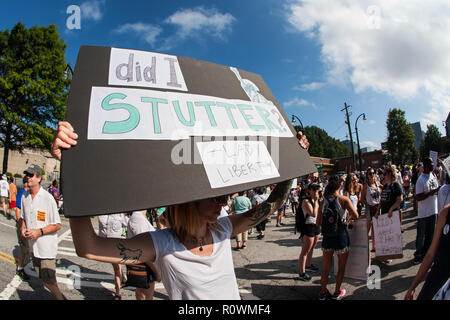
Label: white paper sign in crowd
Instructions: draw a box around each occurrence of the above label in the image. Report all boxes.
[334,217,370,281]
[373,210,403,259]
[196,140,280,188]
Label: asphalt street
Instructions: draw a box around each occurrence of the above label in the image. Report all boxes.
[0,198,425,300]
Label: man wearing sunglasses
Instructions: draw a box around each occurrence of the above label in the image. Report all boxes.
[18,164,64,300]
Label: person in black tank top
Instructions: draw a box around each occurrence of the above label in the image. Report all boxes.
[405,204,450,299]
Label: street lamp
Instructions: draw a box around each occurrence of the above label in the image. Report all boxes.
[63,64,74,80]
[291,114,304,130]
[355,113,366,173]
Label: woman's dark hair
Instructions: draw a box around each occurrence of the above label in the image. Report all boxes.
[325,175,341,195]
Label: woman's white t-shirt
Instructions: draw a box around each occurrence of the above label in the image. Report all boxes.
[349,194,358,211]
[149,216,240,300]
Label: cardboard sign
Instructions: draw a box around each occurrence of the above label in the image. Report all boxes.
[443,155,450,177]
[61,46,316,217]
[430,150,438,169]
[373,210,403,260]
[334,217,370,281]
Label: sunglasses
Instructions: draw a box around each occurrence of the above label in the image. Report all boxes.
[213,195,228,204]
[368,172,374,175]
[25,173,35,178]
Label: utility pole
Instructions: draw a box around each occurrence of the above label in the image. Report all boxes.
[341,102,355,171]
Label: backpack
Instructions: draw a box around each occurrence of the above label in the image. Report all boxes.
[295,198,312,235]
[321,197,346,237]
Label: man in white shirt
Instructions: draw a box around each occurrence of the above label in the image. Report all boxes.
[0,174,9,216]
[19,164,63,300]
[438,172,450,215]
[413,158,440,264]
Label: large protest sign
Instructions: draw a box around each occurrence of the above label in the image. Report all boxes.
[61,46,316,217]
[373,210,403,260]
[334,217,370,281]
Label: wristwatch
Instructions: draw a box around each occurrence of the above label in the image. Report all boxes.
[40,228,44,236]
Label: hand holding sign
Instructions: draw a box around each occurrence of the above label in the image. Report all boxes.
[297,131,309,151]
[51,121,78,161]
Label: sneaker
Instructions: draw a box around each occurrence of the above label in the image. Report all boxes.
[318,290,332,300]
[306,264,319,272]
[256,234,265,240]
[297,272,312,282]
[16,269,30,281]
[331,289,346,300]
[276,224,281,227]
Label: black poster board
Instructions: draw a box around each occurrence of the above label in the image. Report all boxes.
[61,46,316,217]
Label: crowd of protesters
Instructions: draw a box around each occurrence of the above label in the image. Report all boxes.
[1,122,448,300]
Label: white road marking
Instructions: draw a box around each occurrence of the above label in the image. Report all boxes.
[0,221,15,229]
[0,228,71,300]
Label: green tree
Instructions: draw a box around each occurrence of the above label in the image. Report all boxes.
[419,124,442,160]
[0,22,70,173]
[295,125,351,158]
[385,108,416,165]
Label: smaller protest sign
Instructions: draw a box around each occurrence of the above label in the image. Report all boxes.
[443,155,450,177]
[334,217,369,281]
[196,140,280,189]
[373,210,403,260]
[430,150,438,169]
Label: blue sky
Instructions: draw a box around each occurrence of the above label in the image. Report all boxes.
[2,0,449,151]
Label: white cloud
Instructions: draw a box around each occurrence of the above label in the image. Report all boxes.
[361,141,381,149]
[80,0,105,21]
[284,97,316,108]
[286,0,450,131]
[294,81,326,91]
[161,7,236,49]
[114,23,162,46]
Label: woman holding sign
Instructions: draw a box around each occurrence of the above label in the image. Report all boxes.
[377,166,403,219]
[51,121,310,300]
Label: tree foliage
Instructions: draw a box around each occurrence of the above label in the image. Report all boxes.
[385,108,416,165]
[0,22,70,173]
[295,125,351,159]
[419,124,444,160]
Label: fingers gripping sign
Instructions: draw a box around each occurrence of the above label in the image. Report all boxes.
[51,121,78,160]
[297,131,310,151]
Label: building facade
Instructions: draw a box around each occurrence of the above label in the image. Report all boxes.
[0,147,60,182]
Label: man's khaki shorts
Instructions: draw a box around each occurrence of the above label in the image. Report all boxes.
[32,257,57,285]
[0,196,7,204]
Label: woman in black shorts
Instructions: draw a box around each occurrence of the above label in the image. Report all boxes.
[297,183,321,281]
[317,175,359,300]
